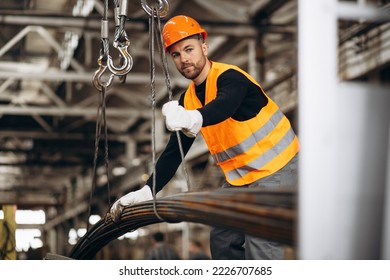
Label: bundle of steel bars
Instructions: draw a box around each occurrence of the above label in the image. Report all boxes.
[69,187,296,259]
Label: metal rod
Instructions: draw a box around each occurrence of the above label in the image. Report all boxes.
[69,188,296,259]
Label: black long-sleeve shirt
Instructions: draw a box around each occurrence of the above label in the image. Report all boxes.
[146,68,268,192]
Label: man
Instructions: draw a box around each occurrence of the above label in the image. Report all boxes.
[147,231,181,260]
[188,239,210,260]
[110,15,299,260]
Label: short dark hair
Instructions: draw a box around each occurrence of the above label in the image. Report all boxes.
[188,34,203,41]
[153,231,164,242]
[167,34,203,53]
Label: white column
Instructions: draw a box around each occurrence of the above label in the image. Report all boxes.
[298,0,390,259]
[298,0,339,259]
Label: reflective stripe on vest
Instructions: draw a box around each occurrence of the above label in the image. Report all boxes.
[212,109,284,163]
[226,127,296,181]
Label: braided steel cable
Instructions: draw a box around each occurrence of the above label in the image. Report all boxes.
[100,0,110,61]
[69,188,296,259]
[88,0,113,230]
[146,5,190,221]
[154,8,192,192]
[148,8,164,221]
[87,85,112,231]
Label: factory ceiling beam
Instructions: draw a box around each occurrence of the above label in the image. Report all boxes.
[0,130,131,141]
[0,104,152,118]
[0,68,172,84]
[0,14,145,31]
[41,201,89,231]
[0,25,84,71]
[0,190,64,207]
[0,14,258,37]
[194,0,249,23]
[252,0,288,22]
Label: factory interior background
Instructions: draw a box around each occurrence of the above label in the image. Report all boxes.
[1,0,390,260]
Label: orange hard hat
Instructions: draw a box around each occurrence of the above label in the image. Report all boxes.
[162,15,208,51]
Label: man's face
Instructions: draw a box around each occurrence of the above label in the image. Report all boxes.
[169,37,208,81]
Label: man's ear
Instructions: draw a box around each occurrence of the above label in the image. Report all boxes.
[202,42,208,55]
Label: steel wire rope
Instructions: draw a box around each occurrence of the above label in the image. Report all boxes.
[154,7,192,192]
[102,88,111,209]
[110,0,132,82]
[146,2,192,223]
[88,86,112,231]
[148,7,164,222]
[100,0,110,65]
[113,0,126,83]
[87,0,112,231]
[113,0,128,46]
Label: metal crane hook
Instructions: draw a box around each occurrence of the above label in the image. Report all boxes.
[93,56,114,91]
[141,0,169,18]
[107,40,133,76]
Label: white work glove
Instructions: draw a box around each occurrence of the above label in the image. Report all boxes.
[109,185,153,222]
[162,100,203,138]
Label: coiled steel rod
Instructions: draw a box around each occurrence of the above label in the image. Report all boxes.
[69,188,296,259]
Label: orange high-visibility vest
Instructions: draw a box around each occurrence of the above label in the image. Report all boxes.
[184,62,299,186]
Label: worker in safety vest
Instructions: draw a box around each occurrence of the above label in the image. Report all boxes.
[110,15,299,260]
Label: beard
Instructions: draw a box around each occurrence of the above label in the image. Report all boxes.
[179,55,207,80]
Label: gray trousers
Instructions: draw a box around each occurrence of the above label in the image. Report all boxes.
[210,154,298,260]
